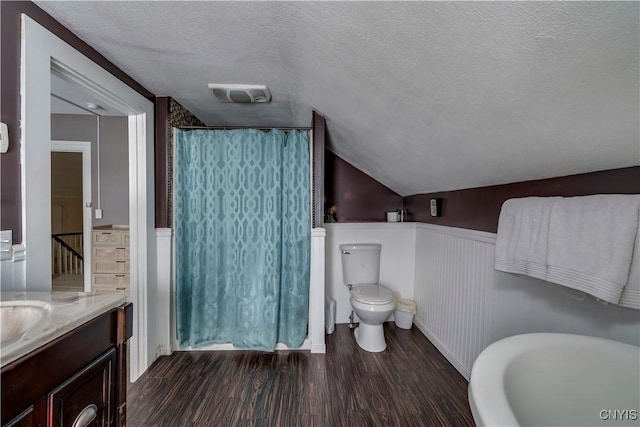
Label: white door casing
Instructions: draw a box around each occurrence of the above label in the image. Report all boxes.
[22,15,155,381]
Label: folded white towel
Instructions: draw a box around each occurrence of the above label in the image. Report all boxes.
[494,197,559,280]
[546,195,640,304]
[619,224,639,309]
[495,195,640,310]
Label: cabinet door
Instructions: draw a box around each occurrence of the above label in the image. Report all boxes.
[4,407,34,427]
[48,349,116,427]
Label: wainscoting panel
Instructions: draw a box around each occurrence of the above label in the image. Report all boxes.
[413,224,640,380]
[413,226,493,378]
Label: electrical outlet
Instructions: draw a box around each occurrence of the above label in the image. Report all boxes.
[95,209,103,219]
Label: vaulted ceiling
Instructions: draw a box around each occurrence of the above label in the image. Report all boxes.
[37,1,639,196]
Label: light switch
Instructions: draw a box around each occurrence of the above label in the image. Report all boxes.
[0,122,9,154]
[429,198,442,217]
[1,230,12,261]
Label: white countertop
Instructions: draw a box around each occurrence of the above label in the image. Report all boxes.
[0,291,127,367]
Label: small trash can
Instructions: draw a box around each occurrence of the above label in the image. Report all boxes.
[394,298,417,329]
[325,298,336,334]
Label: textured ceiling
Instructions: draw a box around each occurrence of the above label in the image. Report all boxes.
[36,1,640,196]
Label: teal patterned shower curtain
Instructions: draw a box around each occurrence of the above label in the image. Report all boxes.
[175,129,310,351]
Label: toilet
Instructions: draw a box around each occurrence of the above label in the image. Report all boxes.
[340,243,395,352]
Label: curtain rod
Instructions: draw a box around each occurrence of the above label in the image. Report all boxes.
[178,125,312,131]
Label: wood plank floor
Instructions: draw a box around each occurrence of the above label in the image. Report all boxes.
[127,323,475,426]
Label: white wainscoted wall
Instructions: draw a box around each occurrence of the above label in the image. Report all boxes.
[414,223,640,380]
[327,222,640,381]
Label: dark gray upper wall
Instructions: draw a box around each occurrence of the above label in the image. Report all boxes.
[404,166,640,233]
[325,150,403,222]
[325,149,640,231]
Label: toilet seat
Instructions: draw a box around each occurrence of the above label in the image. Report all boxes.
[351,284,394,305]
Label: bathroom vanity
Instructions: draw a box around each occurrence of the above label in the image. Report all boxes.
[0,292,132,427]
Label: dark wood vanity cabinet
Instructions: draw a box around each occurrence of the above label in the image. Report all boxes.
[1,303,132,427]
[48,348,116,427]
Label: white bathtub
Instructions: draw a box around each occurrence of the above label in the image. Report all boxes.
[468,333,640,427]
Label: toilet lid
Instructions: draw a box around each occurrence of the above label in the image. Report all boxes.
[351,284,394,305]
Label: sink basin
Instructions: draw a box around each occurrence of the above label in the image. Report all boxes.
[1,300,53,344]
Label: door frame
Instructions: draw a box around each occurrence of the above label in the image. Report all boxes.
[22,15,155,381]
[51,140,92,292]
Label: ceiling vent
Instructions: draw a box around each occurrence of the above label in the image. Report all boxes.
[208,84,272,104]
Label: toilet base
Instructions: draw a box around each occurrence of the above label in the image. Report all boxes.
[354,324,387,352]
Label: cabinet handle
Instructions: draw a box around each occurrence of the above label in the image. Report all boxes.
[101,232,112,235]
[115,274,125,277]
[72,404,97,427]
[116,287,127,290]
[116,247,125,250]
[116,260,126,263]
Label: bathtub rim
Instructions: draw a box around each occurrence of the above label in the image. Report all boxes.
[468,332,640,427]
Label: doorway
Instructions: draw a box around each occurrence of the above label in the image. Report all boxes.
[22,16,155,381]
[51,141,92,292]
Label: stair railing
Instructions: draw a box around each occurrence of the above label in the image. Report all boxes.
[51,232,84,276]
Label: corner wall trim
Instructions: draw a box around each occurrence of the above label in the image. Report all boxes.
[310,227,326,353]
[415,223,496,244]
[155,227,173,361]
[324,221,496,244]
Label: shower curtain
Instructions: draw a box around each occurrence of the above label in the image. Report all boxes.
[175,129,310,351]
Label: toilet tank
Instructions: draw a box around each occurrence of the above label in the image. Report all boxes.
[340,243,381,285]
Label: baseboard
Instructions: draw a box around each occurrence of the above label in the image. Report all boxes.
[276,338,311,350]
[311,343,326,354]
[414,319,471,381]
[155,345,172,358]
